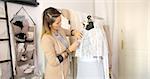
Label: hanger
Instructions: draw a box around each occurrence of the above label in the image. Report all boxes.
[93,15,104,20]
[10,6,36,25]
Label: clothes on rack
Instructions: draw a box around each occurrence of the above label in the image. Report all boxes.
[76,21,104,59]
[77,60,104,79]
[39,8,110,79]
[75,20,109,79]
[67,9,110,79]
[61,15,71,29]
[103,25,113,78]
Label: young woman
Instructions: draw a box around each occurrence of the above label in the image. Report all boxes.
[41,7,82,79]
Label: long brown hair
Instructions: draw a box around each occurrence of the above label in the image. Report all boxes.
[41,7,61,38]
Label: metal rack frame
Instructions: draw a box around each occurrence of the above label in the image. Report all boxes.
[0,1,14,79]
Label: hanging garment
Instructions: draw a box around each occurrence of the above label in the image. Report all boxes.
[67,9,109,79]
[77,60,104,79]
[60,9,110,79]
[76,26,102,58]
[61,15,71,30]
[75,20,110,79]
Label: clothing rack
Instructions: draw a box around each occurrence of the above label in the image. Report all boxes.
[92,15,104,20]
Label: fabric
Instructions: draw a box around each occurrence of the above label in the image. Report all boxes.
[72,13,110,79]
[12,24,22,35]
[69,9,83,31]
[61,15,71,30]
[55,9,110,79]
[11,15,29,41]
[41,28,72,79]
[25,44,34,60]
[23,65,35,74]
[13,21,24,29]
[61,9,71,21]
[26,32,34,41]
[53,32,69,49]
[15,33,26,43]
[17,43,25,53]
[77,60,104,79]
[16,43,25,61]
[11,15,38,77]
[22,19,29,34]
[59,9,109,79]
[75,23,103,58]
[11,15,25,23]
[103,25,113,76]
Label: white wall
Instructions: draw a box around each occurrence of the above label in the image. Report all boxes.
[113,0,119,79]
[42,0,94,15]
[117,0,149,79]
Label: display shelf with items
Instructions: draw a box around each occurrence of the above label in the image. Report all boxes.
[0,1,14,79]
[10,5,39,78]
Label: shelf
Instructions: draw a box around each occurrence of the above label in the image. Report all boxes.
[0,1,14,78]
[0,17,7,19]
[1,0,39,7]
[0,59,11,63]
[0,38,9,41]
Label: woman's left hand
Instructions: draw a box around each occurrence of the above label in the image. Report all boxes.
[73,30,83,40]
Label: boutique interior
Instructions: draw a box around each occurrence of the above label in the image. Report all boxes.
[0,0,150,79]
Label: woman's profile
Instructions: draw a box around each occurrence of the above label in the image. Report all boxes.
[41,7,82,79]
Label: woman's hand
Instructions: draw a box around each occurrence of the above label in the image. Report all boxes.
[71,30,83,40]
[68,40,80,52]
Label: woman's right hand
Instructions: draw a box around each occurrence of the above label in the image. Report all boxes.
[68,40,80,52]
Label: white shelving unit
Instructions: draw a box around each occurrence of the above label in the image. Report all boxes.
[0,1,14,79]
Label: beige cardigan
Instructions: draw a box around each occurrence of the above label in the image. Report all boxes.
[41,28,71,79]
